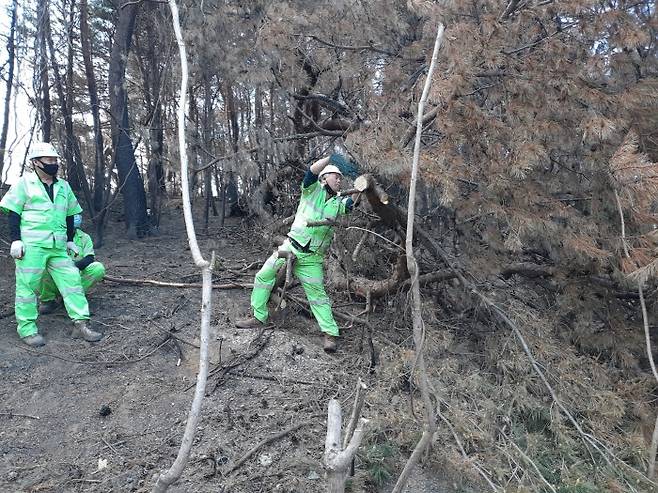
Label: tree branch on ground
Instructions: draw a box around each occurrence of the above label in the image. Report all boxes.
[224,421,315,476]
[104,274,251,290]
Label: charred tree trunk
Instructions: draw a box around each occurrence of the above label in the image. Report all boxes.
[35,0,52,141]
[188,84,200,208]
[80,0,107,214]
[108,0,149,238]
[255,85,263,127]
[44,3,94,219]
[0,0,17,181]
[148,103,165,230]
[45,4,87,194]
[224,83,239,217]
[291,52,319,158]
[202,73,214,233]
[138,2,166,229]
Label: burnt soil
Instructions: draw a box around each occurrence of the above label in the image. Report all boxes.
[0,209,448,493]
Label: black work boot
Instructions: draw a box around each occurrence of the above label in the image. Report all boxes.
[39,299,62,315]
[235,316,266,329]
[323,334,338,353]
[22,334,46,347]
[71,320,102,342]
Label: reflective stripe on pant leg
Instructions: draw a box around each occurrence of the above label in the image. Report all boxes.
[14,247,47,337]
[251,251,286,322]
[39,270,58,302]
[47,252,90,320]
[80,262,105,292]
[294,253,340,336]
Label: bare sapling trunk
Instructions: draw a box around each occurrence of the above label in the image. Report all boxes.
[391,23,445,493]
[614,190,658,479]
[152,1,213,492]
[323,379,369,493]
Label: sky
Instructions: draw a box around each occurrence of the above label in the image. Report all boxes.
[1,0,33,185]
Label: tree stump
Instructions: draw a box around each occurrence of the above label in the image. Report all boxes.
[323,379,368,493]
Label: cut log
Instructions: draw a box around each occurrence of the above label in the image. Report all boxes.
[355,174,389,204]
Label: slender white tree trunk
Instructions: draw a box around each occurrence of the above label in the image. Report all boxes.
[392,23,445,493]
[152,1,212,492]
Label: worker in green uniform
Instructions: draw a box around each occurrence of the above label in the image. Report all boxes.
[0,142,102,346]
[235,154,358,352]
[39,214,105,314]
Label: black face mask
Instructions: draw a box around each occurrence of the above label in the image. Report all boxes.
[39,162,59,176]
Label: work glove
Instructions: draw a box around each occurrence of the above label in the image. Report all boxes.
[10,240,24,259]
[66,241,80,257]
[329,153,359,179]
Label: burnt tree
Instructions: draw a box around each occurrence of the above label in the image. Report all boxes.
[108,0,149,238]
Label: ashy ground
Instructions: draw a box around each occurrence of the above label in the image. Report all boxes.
[0,210,450,493]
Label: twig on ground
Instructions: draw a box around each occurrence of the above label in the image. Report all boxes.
[505,434,555,493]
[436,407,500,492]
[101,437,124,458]
[104,274,251,290]
[99,439,127,453]
[0,411,40,420]
[16,339,172,366]
[151,324,200,349]
[226,370,327,387]
[225,421,315,475]
[189,330,273,393]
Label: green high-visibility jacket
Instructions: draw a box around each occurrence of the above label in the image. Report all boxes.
[288,179,350,255]
[72,229,95,258]
[0,173,82,249]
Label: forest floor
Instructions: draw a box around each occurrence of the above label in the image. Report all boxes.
[0,207,455,493]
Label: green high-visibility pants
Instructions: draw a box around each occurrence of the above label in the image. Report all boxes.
[251,240,340,336]
[14,245,90,338]
[40,261,105,302]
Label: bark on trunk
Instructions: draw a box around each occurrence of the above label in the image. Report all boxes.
[202,73,214,233]
[80,0,107,213]
[45,4,91,198]
[152,3,212,490]
[36,0,52,141]
[392,23,444,493]
[108,0,149,238]
[224,84,240,217]
[138,3,166,228]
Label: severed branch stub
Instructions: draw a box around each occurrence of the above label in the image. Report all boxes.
[323,380,369,493]
[353,174,388,204]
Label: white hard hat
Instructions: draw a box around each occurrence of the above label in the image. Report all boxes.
[319,164,343,178]
[28,142,60,161]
